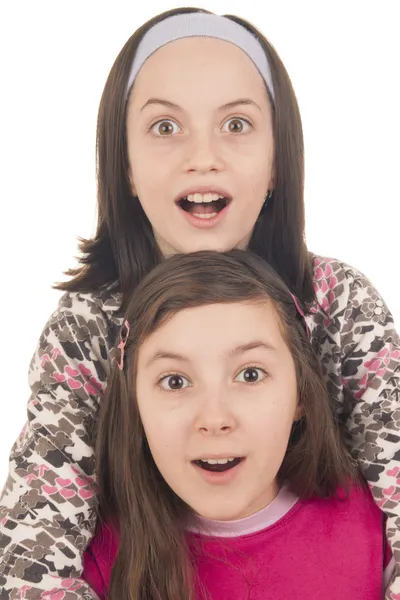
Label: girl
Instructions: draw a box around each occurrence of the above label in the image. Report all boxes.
[82,249,394,600]
[0,7,399,600]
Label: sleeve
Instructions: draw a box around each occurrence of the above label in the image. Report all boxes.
[334,264,400,600]
[0,291,120,599]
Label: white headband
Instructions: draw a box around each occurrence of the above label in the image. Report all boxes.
[126,13,275,102]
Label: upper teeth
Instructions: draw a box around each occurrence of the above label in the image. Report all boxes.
[186,193,224,203]
[200,458,236,464]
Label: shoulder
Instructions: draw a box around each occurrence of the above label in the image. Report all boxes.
[57,288,123,321]
[31,289,124,383]
[308,254,392,329]
[44,289,124,341]
[307,483,383,525]
[310,254,374,313]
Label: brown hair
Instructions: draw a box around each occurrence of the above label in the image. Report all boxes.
[95,250,357,600]
[56,7,314,309]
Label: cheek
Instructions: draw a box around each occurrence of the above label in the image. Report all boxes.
[129,155,153,187]
[234,159,272,196]
[132,159,173,202]
[139,402,188,461]
[139,406,163,446]
[249,399,297,445]
[128,140,159,180]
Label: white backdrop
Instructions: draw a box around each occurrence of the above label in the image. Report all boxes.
[0,0,399,484]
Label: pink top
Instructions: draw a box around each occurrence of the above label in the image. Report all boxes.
[82,484,394,599]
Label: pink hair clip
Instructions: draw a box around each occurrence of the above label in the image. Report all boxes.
[289,292,310,338]
[117,320,130,371]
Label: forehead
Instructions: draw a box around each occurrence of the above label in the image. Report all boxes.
[139,301,287,358]
[130,37,268,103]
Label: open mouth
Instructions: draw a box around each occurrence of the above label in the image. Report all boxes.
[193,457,243,473]
[177,193,231,219]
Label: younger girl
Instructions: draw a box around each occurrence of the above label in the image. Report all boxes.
[83,250,393,600]
[0,7,399,600]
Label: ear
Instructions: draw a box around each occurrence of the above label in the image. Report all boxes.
[268,171,276,191]
[267,148,276,191]
[293,401,303,422]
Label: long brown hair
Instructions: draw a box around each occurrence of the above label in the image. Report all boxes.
[56,7,314,309]
[95,250,357,600]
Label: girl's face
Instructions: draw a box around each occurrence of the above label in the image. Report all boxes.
[136,301,299,522]
[127,37,274,256]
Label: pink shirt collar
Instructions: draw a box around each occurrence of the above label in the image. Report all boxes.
[187,484,299,538]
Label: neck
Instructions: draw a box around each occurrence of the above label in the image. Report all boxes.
[186,483,299,538]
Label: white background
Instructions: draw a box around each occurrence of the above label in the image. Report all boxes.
[0,1,399,484]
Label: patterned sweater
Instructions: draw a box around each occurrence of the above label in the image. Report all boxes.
[0,255,399,600]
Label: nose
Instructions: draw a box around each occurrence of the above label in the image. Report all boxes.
[195,390,236,435]
[183,129,225,174]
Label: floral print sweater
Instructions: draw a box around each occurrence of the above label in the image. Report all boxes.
[1,255,399,600]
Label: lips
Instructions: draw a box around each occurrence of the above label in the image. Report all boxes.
[179,196,229,217]
[175,187,232,217]
[192,457,243,473]
[175,186,232,204]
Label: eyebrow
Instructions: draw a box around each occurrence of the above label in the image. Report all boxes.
[228,341,277,356]
[146,351,191,368]
[145,341,276,368]
[140,98,262,113]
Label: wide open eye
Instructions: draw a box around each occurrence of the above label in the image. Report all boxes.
[221,117,252,134]
[158,374,191,391]
[150,119,182,136]
[234,367,267,384]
